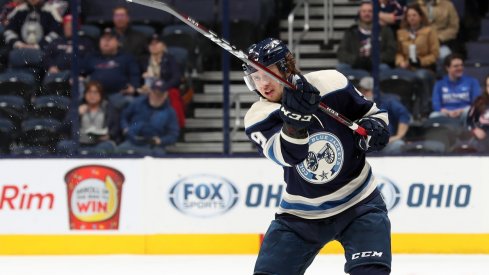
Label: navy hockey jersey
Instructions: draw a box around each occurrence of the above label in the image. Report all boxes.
[244,70,389,219]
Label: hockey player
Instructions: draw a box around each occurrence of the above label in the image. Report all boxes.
[243,38,391,275]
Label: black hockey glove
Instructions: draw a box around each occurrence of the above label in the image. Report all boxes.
[280,75,321,137]
[354,117,390,153]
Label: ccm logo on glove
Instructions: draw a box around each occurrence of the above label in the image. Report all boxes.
[280,106,312,122]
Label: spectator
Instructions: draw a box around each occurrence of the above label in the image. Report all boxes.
[415,0,459,59]
[139,34,181,93]
[80,27,140,110]
[118,79,179,155]
[139,34,185,128]
[112,6,147,60]
[396,3,439,117]
[378,0,405,33]
[3,0,62,49]
[0,0,24,27]
[430,53,481,127]
[467,74,489,152]
[43,14,94,73]
[358,76,411,153]
[57,81,119,155]
[337,0,397,73]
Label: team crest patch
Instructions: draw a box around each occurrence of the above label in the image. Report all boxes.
[296,132,344,184]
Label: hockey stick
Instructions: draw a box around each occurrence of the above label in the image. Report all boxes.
[126,0,367,136]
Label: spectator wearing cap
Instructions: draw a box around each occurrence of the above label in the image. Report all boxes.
[112,6,148,60]
[80,27,140,110]
[139,34,181,93]
[43,14,94,73]
[118,79,180,155]
[3,0,62,49]
[358,76,411,154]
[336,0,396,74]
[139,34,185,127]
[430,53,481,127]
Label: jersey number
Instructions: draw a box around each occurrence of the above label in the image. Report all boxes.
[251,132,267,149]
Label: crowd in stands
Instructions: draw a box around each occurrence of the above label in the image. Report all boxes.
[337,0,489,154]
[0,0,488,155]
[0,0,187,156]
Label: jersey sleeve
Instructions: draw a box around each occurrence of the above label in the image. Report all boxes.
[304,70,389,125]
[244,101,309,167]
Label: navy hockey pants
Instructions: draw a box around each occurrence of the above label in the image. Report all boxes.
[253,192,391,275]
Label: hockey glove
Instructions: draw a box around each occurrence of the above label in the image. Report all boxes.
[280,74,321,135]
[354,117,390,153]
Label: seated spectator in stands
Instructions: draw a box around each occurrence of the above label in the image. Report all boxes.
[358,76,411,153]
[139,34,185,128]
[43,14,94,73]
[57,81,119,155]
[0,0,24,26]
[467,74,489,152]
[431,53,481,127]
[118,79,179,155]
[3,0,62,49]
[337,0,396,74]
[80,27,140,110]
[112,6,147,60]
[396,3,439,117]
[379,0,405,33]
[415,0,459,59]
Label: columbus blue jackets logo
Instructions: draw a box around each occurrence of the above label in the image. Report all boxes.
[296,132,344,184]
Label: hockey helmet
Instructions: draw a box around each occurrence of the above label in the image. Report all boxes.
[242,38,290,95]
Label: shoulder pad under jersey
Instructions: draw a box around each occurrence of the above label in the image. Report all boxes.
[304,70,349,96]
[244,99,281,129]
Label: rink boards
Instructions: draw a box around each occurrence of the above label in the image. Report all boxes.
[0,157,488,255]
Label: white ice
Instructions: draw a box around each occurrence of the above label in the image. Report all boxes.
[0,254,488,275]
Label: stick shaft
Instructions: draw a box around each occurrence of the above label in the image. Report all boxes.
[126,0,367,136]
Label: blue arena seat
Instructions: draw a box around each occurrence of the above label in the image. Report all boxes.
[31,95,70,121]
[0,71,36,100]
[132,24,156,40]
[8,48,44,78]
[0,117,16,153]
[174,0,216,26]
[20,118,62,149]
[463,65,489,88]
[80,24,101,41]
[41,71,71,97]
[465,41,489,66]
[0,95,26,126]
[479,19,489,41]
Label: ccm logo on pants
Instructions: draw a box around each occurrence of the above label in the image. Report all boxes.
[352,251,383,260]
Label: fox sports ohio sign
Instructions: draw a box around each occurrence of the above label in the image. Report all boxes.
[169,174,239,218]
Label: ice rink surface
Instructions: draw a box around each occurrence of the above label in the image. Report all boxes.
[1,254,488,275]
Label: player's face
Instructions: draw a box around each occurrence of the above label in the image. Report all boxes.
[250,65,284,103]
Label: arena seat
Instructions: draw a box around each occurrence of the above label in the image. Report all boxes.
[0,95,26,126]
[41,71,71,97]
[0,117,16,153]
[31,95,70,122]
[0,71,36,100]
